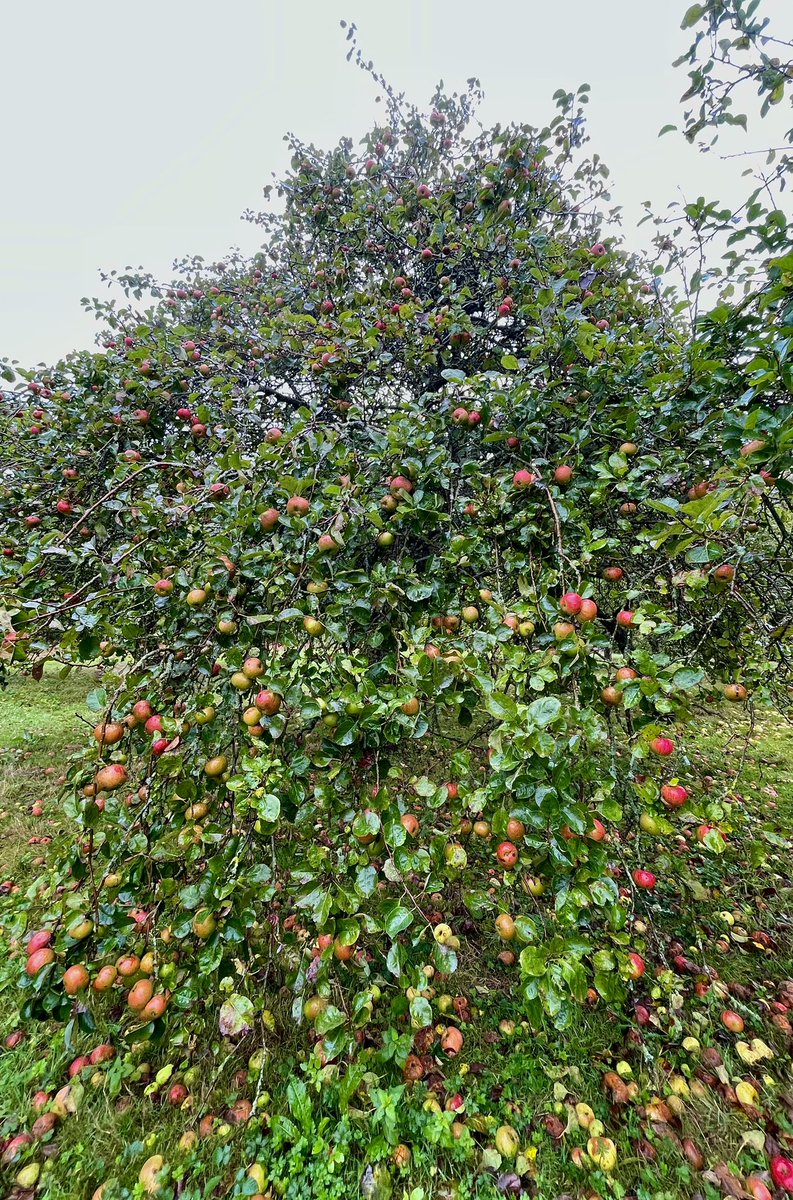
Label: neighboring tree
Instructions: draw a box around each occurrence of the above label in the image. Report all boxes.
[0,8,790,1064]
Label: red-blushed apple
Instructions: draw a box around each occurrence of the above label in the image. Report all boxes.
[713,563,735,582]
[626,951,645,979]
[615,666,638,682]
[721,1009,745,1033]
[770,1156,793,1194]
[587,818,606,842]
[602,566,624,582]
[616,610,634,628]
[650,736,675,757]
[724,683,747,701]
[590,242,606,256]
[259,507,280,531]
[286,496,310,517]
[632,869,656,890]
[496,841,518,868]
[554,464,573,485]
[559,592,583,617]
[512,469,536,488]
[578,598,598,622]
[660,783,688,808]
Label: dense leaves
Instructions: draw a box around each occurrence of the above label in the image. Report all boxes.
[0,42,792,1063]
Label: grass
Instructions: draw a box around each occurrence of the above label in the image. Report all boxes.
[1,675,793,1198]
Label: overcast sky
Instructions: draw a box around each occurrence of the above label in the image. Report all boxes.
[1,0,788,368]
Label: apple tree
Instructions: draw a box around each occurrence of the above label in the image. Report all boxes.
[1,38,791,1066]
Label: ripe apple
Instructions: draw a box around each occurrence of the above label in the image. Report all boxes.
[724,683,747,701]
[554,464,573,485]
[660,784,688,807]
[713,563,735,583]
[587,818,606,842]
[389,475,413,494]
[616,610,634,628]
[650,736,675,757]
[590,242,606,256]
[770,1156,793,1194]
[578,598,598,622]
[602,566,623,582]
[720,1009,745,1033]
[495,913,516,941]
[259,507,280,530]
[559,592,583,616]
[286,496,310,517]
[601,686,622,706]
[626,952,645,979]
[632,869,656,890]
[512,469,535,488]
[26,947,55,975]
[496,841,518,868]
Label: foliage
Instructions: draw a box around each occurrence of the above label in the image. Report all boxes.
[0,3,792,1154]
[652,0,792,299]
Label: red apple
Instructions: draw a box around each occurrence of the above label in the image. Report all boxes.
[632,869,656,890]
[660,784,688,808]
[496,841,518,868]
[650,736,675,757]
[721,1009,745,1033]
[559,592,583,617]
[626,952,645,979]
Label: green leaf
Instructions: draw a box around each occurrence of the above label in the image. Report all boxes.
[254,793,281,822]
[672,667,704,690]
[409,995,433,1028]
[85,687,108,713]
[527,696,562,728]
[355,866,377,898]
[314,1004,346,1035]
[500,354,520,371]
[681,3,705,29]
[484,692,518,722]
[382,903,413,939]
[519,945,548,977]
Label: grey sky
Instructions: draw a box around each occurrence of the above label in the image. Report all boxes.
[1,0,787,368]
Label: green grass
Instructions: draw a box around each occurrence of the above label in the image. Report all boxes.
[2,678,793,1199]
[0,665,98,883]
